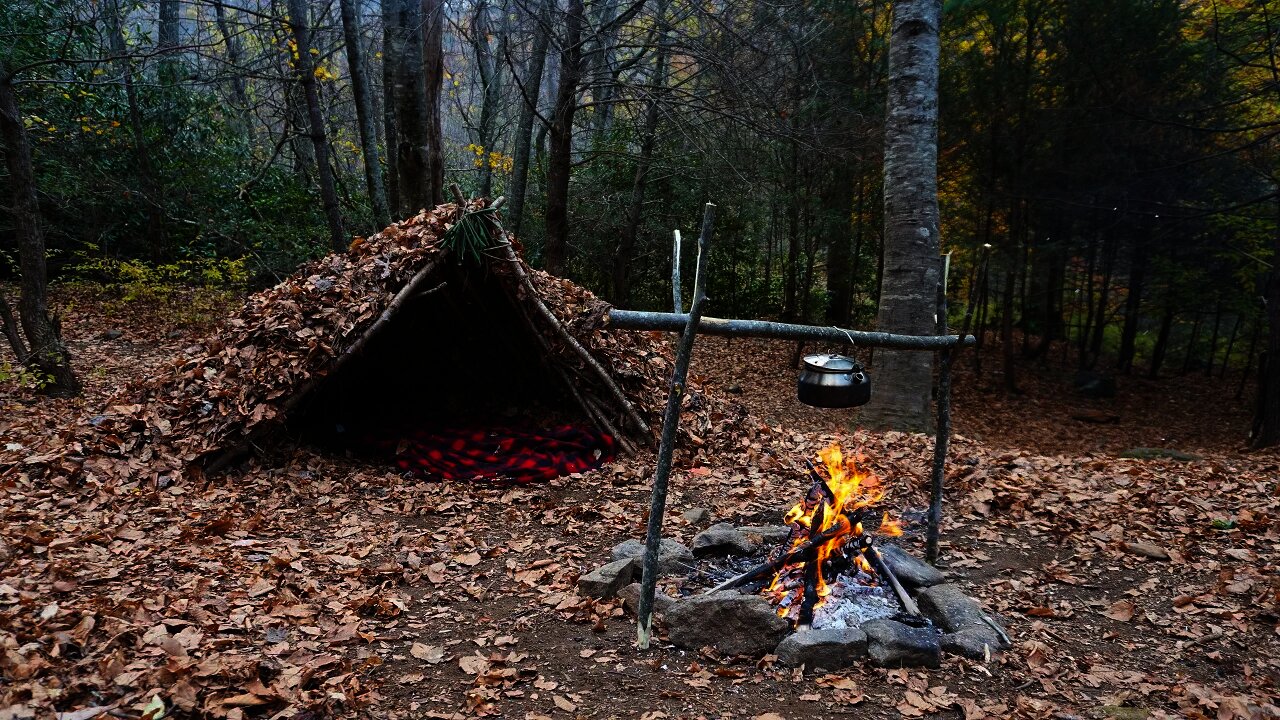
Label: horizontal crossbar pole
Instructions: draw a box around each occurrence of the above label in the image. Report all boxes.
[606,310,976,350]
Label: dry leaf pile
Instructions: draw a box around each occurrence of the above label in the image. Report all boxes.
[4,203,746,488]
[1,270,1278,719]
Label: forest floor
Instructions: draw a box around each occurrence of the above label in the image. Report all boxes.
[1,285,1278,720]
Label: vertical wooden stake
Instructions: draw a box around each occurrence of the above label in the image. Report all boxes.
[927,254,951,563]
[637,203,715,650]
[672,229,683,313]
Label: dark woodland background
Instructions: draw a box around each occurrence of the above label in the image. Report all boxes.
[3,0,1279,436]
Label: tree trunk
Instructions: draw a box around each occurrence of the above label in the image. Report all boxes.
[0,67,80,396]
[107,0,168,262]
[1182,312,1203,374]
[613,10,668,306]
[543,0,585,275]
[973,260,990,376]
[1087,231,1117,367]
[1001,266,1018,394]
[287,0,346,250]
[285,84,315,183]
[422,0,446,207]
[157,0,181,83]
[469,1,509,199]
[508,0,550,240]
[1078,230,1097,366]
[782,162,801,322]
[1238,315,1261,400]
[1251,201,1280,447]
[212,1,254,137]
[339,0,391,229]
[1219,315,1241,379]
[825,176,854,325]
[1116,234,1147,373]
[1149,300,1174,378]
[860,0,942,432]
[1205,302,1224,377]
[388,0,428,214]
[587,0,620,143]
[380,0,401,216]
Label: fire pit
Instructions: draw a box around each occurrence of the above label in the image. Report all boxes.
[577,442,1011,669]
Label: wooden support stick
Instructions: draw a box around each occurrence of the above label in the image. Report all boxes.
[582,391,640,456]
[278,253,447,417]
[453,184,652,440]
[606,311,977,350]
[858,534,920,616]
[927,253,952,563]
[672,229,683,313]
[637,203,715,650]
[927,350,952,563]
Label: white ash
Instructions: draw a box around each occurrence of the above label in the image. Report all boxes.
[812,579,898,629]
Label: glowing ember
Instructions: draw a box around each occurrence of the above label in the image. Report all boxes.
[766,441,904,626]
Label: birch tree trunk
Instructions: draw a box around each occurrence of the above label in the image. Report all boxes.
[338,0,391,229]
[860,0,942,432]
[0,64,81,397]
[286,0,347,250]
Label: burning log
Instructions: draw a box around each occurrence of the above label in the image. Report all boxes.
[855,533,920,617]
[797,559,821,629]
[706,514,855,594]
[803,459,836,505]
[796,489,827,629]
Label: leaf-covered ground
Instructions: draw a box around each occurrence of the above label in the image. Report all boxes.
[2,290,1277,720]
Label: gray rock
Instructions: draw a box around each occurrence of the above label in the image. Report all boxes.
[682,508,713,524]
[878,545,945,589]
[576,558,637,599]
[1122,541,1171,561]
[941,627,1006,660]
[917,584,993,634]
[666,592,790,657]
[736,525,791,546]
[611,539,695,575]
[774,628,868,670]
[1074,370,1117,399]
[861,619,941,668]
[691,523,756,557]
[1118,447,1201,462]
[617,582,676,616]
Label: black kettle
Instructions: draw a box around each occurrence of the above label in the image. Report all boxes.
[797,353,871,408]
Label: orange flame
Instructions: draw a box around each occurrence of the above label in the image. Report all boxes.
[769,441,902,623]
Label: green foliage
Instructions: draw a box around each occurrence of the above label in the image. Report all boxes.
[442,207,501,264]
[0,360,54,391]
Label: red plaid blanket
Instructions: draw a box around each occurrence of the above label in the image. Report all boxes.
[365,424,616,483]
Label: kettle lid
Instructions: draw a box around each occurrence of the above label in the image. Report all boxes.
[802,353,858,372]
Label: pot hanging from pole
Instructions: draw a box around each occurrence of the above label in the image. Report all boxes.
[797,353,871,408]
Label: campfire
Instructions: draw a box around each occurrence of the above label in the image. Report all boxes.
[580,439,1011,667]
[709,442,919,629]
